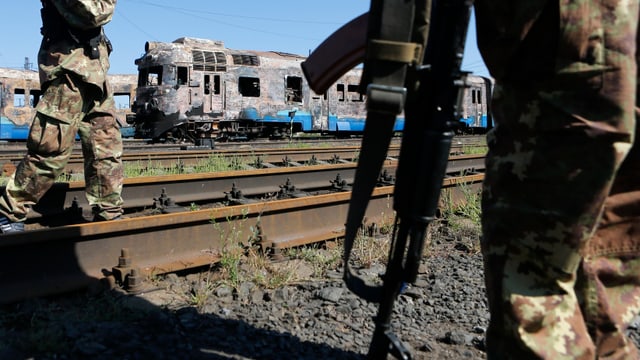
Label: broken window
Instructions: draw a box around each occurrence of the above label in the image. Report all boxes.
[348,84,363,102]
[285,76,303,103]
[204,75,211,95]
[114,93,131,109]
[138,66,163,86]
[30,89,42,107]
[204,75,221,95]
[213,75,220,95]
[239,77,260,97]
[13,88,26,107]
[177,67,188,86]
[337,84,345,102]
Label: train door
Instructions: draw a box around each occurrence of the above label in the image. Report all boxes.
[471,87,483,127]
[310,92,325,131]
[203,73,223,115]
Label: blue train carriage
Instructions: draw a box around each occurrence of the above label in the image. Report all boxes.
[220,49,310,139]
[219,47,402,138]
[322,67,404,136]
[0,67,136,141]
[458,75,493,134]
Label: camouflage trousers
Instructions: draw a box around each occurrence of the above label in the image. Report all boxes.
[479,1,640,359]
[0,72,124,222]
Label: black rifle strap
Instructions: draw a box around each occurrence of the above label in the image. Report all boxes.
[343,0,427,303]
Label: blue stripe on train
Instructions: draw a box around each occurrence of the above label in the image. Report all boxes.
[0,116,135,140]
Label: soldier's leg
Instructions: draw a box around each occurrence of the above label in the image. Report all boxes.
[481,84,619,359]
[0,78,79,222]
[77,91,123,221]
[577,128,640,359]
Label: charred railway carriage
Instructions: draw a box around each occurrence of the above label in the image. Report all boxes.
[0,67,137,140]
[458,75,493,133]
[129,37,407,144]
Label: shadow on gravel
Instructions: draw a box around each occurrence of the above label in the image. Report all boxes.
[0,289,365,360]
[114,292,366,359]
[170,306,366,360]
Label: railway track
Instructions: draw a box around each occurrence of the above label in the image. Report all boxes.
[0,154,485,304]
[0,143,485,178]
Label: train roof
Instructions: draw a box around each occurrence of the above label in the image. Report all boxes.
[0,67,39,81]
[137,37,307,70]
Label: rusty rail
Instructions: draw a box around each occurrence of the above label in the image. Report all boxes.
[0,172,483,305]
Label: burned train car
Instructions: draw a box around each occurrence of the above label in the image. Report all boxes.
[128,37,493,144]
[128,37,405,144]
[458,75,493,133]
[0,67,137,140]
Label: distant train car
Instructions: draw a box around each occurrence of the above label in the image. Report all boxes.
[128,37,406,144]
[458,75,493,133]
[0,67,137,140]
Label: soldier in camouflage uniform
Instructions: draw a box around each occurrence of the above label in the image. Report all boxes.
[475,1,640,358]
[0,0,123,233]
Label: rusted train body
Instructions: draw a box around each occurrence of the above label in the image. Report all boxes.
[458,74,493,132]
[0,67,136,140]
[129,37,492,143]
[128,37,405,143]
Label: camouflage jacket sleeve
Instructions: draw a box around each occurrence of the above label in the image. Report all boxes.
[50,0,116,29]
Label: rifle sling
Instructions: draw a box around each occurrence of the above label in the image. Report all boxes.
[367,39,422,64]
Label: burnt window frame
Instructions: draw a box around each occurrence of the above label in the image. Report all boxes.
[285,76,303,103]
[238,76,260,97]
[13,88,26,107]
[336,84,345,102]
[347,84,363,102]
[138,66,163,87]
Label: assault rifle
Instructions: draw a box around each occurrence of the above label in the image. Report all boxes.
[302,0,473,359]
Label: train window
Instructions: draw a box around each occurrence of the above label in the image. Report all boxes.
[177,67,188,86]
[213,75,220,95]
[204,75,221,95]
[139,66,162,86]
[348,84,363,102]
[285,76,303,103]
[337,84,345,102]
[476,89,482,105]
[239,77,260,97]
[30,89,42,107]
[114,93,131,109]
[13,88,26,107]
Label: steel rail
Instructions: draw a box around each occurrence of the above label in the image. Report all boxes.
[24,154,484,221]
[0,142,486,175]
[0,173,484,305]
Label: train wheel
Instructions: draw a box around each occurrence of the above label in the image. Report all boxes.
[166,127,194,144]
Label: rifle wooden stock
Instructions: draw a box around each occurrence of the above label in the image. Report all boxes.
[301,13,368,94]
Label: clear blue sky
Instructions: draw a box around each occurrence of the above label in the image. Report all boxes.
[0,1,489,77]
